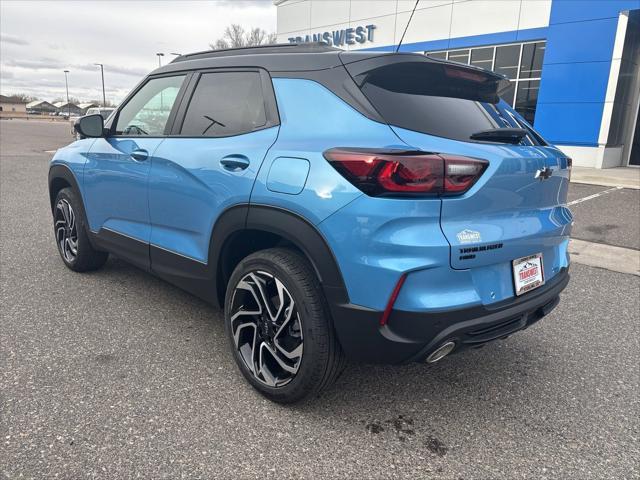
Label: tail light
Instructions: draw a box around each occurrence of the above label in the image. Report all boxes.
[323,148,487,196]
[566,157,572,181]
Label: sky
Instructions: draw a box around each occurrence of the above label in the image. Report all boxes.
[0,0,277,104]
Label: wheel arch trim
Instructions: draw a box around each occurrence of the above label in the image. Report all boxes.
[213,204,350,306]
[48,163,104,253]
[48,164,82,211]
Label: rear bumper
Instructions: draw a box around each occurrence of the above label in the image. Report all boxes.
[327,267,569,364]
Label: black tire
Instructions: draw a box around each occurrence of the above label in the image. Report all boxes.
[53,187,108,272]
[224,247,345,403]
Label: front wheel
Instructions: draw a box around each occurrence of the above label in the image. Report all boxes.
[53,188,108,272]
[224,248,345,403]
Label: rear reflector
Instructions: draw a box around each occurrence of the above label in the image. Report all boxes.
[380,273,407,326]
[324,148,487,196]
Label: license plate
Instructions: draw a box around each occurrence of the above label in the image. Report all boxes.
[512,253,545,296]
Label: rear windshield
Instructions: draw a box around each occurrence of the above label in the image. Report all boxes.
[353,61,545,145]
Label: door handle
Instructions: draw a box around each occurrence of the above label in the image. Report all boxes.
[130,149,149,161]
[220,155,250,172]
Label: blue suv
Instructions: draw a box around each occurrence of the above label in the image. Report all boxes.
[49,44,572,403]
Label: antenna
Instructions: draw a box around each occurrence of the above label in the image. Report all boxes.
[396,0,420,52]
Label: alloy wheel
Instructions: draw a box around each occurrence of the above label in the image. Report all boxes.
[229,271,303,387]
[55,198,78,263]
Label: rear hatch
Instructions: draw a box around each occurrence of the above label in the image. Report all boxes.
[342,53,572,281]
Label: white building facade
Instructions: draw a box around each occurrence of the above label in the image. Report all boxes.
[275,0,640,168]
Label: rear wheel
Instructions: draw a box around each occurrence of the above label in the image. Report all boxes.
[224,248,344,403]
[53,188,108,272]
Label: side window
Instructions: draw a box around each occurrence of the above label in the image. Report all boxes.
[115,75,186,136]
[180,72,267,137]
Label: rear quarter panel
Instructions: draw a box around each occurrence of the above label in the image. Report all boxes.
[250,78,409,224]
[258,78,452,311]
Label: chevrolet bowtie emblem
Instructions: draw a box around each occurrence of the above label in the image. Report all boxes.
[535,167,553,180]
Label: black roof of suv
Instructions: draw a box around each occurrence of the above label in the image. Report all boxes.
[151,43,507,126]
[161,42,389,73]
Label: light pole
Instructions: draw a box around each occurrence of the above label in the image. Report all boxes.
[63,70,70,118]
[156,52,165,67]
[94,63,106,107]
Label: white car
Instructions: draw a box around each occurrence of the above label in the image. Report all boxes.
[85,107,115,120]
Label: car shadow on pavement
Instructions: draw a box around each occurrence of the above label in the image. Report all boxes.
[93,255,550,417]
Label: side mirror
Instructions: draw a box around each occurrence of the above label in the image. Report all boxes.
[74,114,105,139]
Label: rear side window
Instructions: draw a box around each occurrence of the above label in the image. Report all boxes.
[180,72,267,137]
[353,61,545,145]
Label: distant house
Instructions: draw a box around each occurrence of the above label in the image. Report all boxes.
[26,100,57,114]
[77,102,99,115]
[53,102,83,116]
[0,95,28,117]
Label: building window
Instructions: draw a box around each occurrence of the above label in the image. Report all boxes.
[447,49,469,64]
[426,51,447,60]
[515,80,540,125]
[494,44,520,80]
[520,42,545,79]
[426,41,546,124]
[470,47,493,70]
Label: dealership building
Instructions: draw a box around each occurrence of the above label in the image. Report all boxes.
[275,0,640,168]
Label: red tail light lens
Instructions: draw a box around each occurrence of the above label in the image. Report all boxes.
[323,148,487,196]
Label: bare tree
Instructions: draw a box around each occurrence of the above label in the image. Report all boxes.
[212,38,229,50]
[52,96,80,104]
[226,24,246,47]
[246,27,266,47]
[210,24,276,50]
[6,93,37,103]
[89,99,117,107]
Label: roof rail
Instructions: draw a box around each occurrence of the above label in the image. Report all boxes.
[171,42,340,63]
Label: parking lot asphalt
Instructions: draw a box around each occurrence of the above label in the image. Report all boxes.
[568,183,640,250]
[1,119,639,479]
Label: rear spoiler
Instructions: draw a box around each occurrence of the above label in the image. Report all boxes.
[339,52,509,103]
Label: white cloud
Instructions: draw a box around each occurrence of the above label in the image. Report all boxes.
[0,0,276,103]
[1,32,29,45]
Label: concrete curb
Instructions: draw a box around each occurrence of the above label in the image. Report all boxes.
[569,239,640,276]
[570,166,640,190]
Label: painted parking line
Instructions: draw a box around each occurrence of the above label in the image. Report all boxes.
[566,186,623,206]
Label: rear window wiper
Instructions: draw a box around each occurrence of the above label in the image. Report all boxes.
[470,128,527,144]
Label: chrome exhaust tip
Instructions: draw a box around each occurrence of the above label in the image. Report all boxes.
[426,341,456,364]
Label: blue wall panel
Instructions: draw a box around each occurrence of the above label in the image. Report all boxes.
[542,17,619,64]
[537,62,611,104]
[535,0,640,145]
[535,103,605,146]
[446,30,519,50]
[365,27,548,53]
[549,0,640,24]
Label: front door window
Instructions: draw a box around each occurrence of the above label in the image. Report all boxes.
[115,75,185,136]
